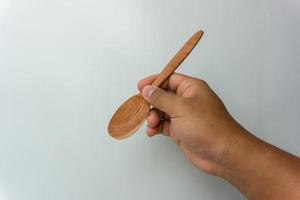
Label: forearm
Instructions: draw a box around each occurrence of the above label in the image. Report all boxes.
[216,126,300,200]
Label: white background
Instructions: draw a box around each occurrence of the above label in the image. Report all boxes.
[0,0,299,199]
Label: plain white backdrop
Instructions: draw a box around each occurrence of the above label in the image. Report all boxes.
[0,0,299,199]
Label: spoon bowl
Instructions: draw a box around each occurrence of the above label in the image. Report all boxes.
[108,94,150,139]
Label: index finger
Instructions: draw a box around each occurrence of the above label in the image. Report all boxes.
[168,73,193,91]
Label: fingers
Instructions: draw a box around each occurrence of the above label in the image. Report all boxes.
[146,109,167,136]
[137,74,158,92]
[168,73,192,91]
[146,120,170,137]
[146,120,180,145]
[147,109,162,128]
[147,109,170,127]
[142,85,180,115]
[137,74,169,92]
[146,109,176,142]
[168,73,200,96]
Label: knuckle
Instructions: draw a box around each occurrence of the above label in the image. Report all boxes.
[196,79,208,87]
[181,78,192,87]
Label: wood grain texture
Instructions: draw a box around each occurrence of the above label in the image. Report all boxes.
[152,31,203,87]
[108,30,204,139]
[108,94,150,139]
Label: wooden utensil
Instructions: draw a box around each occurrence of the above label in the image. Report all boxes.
[108,30,204,139]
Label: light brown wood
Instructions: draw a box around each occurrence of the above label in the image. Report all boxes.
[108,94,150,139]
[152,31,204,87]
[108,30,204,139]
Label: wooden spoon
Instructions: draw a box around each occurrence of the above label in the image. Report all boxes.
[108,30,204,139]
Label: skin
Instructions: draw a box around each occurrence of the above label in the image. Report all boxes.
[137,73,300,200]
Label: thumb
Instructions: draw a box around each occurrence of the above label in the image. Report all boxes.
[141,85,179,115]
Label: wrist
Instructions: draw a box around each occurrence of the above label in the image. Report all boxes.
[213,124,263,198]
[213,122,300,200]
[198,117,252,177]
[214,122,254,178]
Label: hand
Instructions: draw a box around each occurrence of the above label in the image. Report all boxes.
[138,73,300,200]
[137,73,243,175]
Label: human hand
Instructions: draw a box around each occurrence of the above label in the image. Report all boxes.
[137,73,244,175]
[138,73,300,200]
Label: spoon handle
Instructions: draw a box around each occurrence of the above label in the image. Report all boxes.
[152,30,204,87]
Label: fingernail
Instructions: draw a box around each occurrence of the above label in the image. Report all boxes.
[142,85,155,98]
